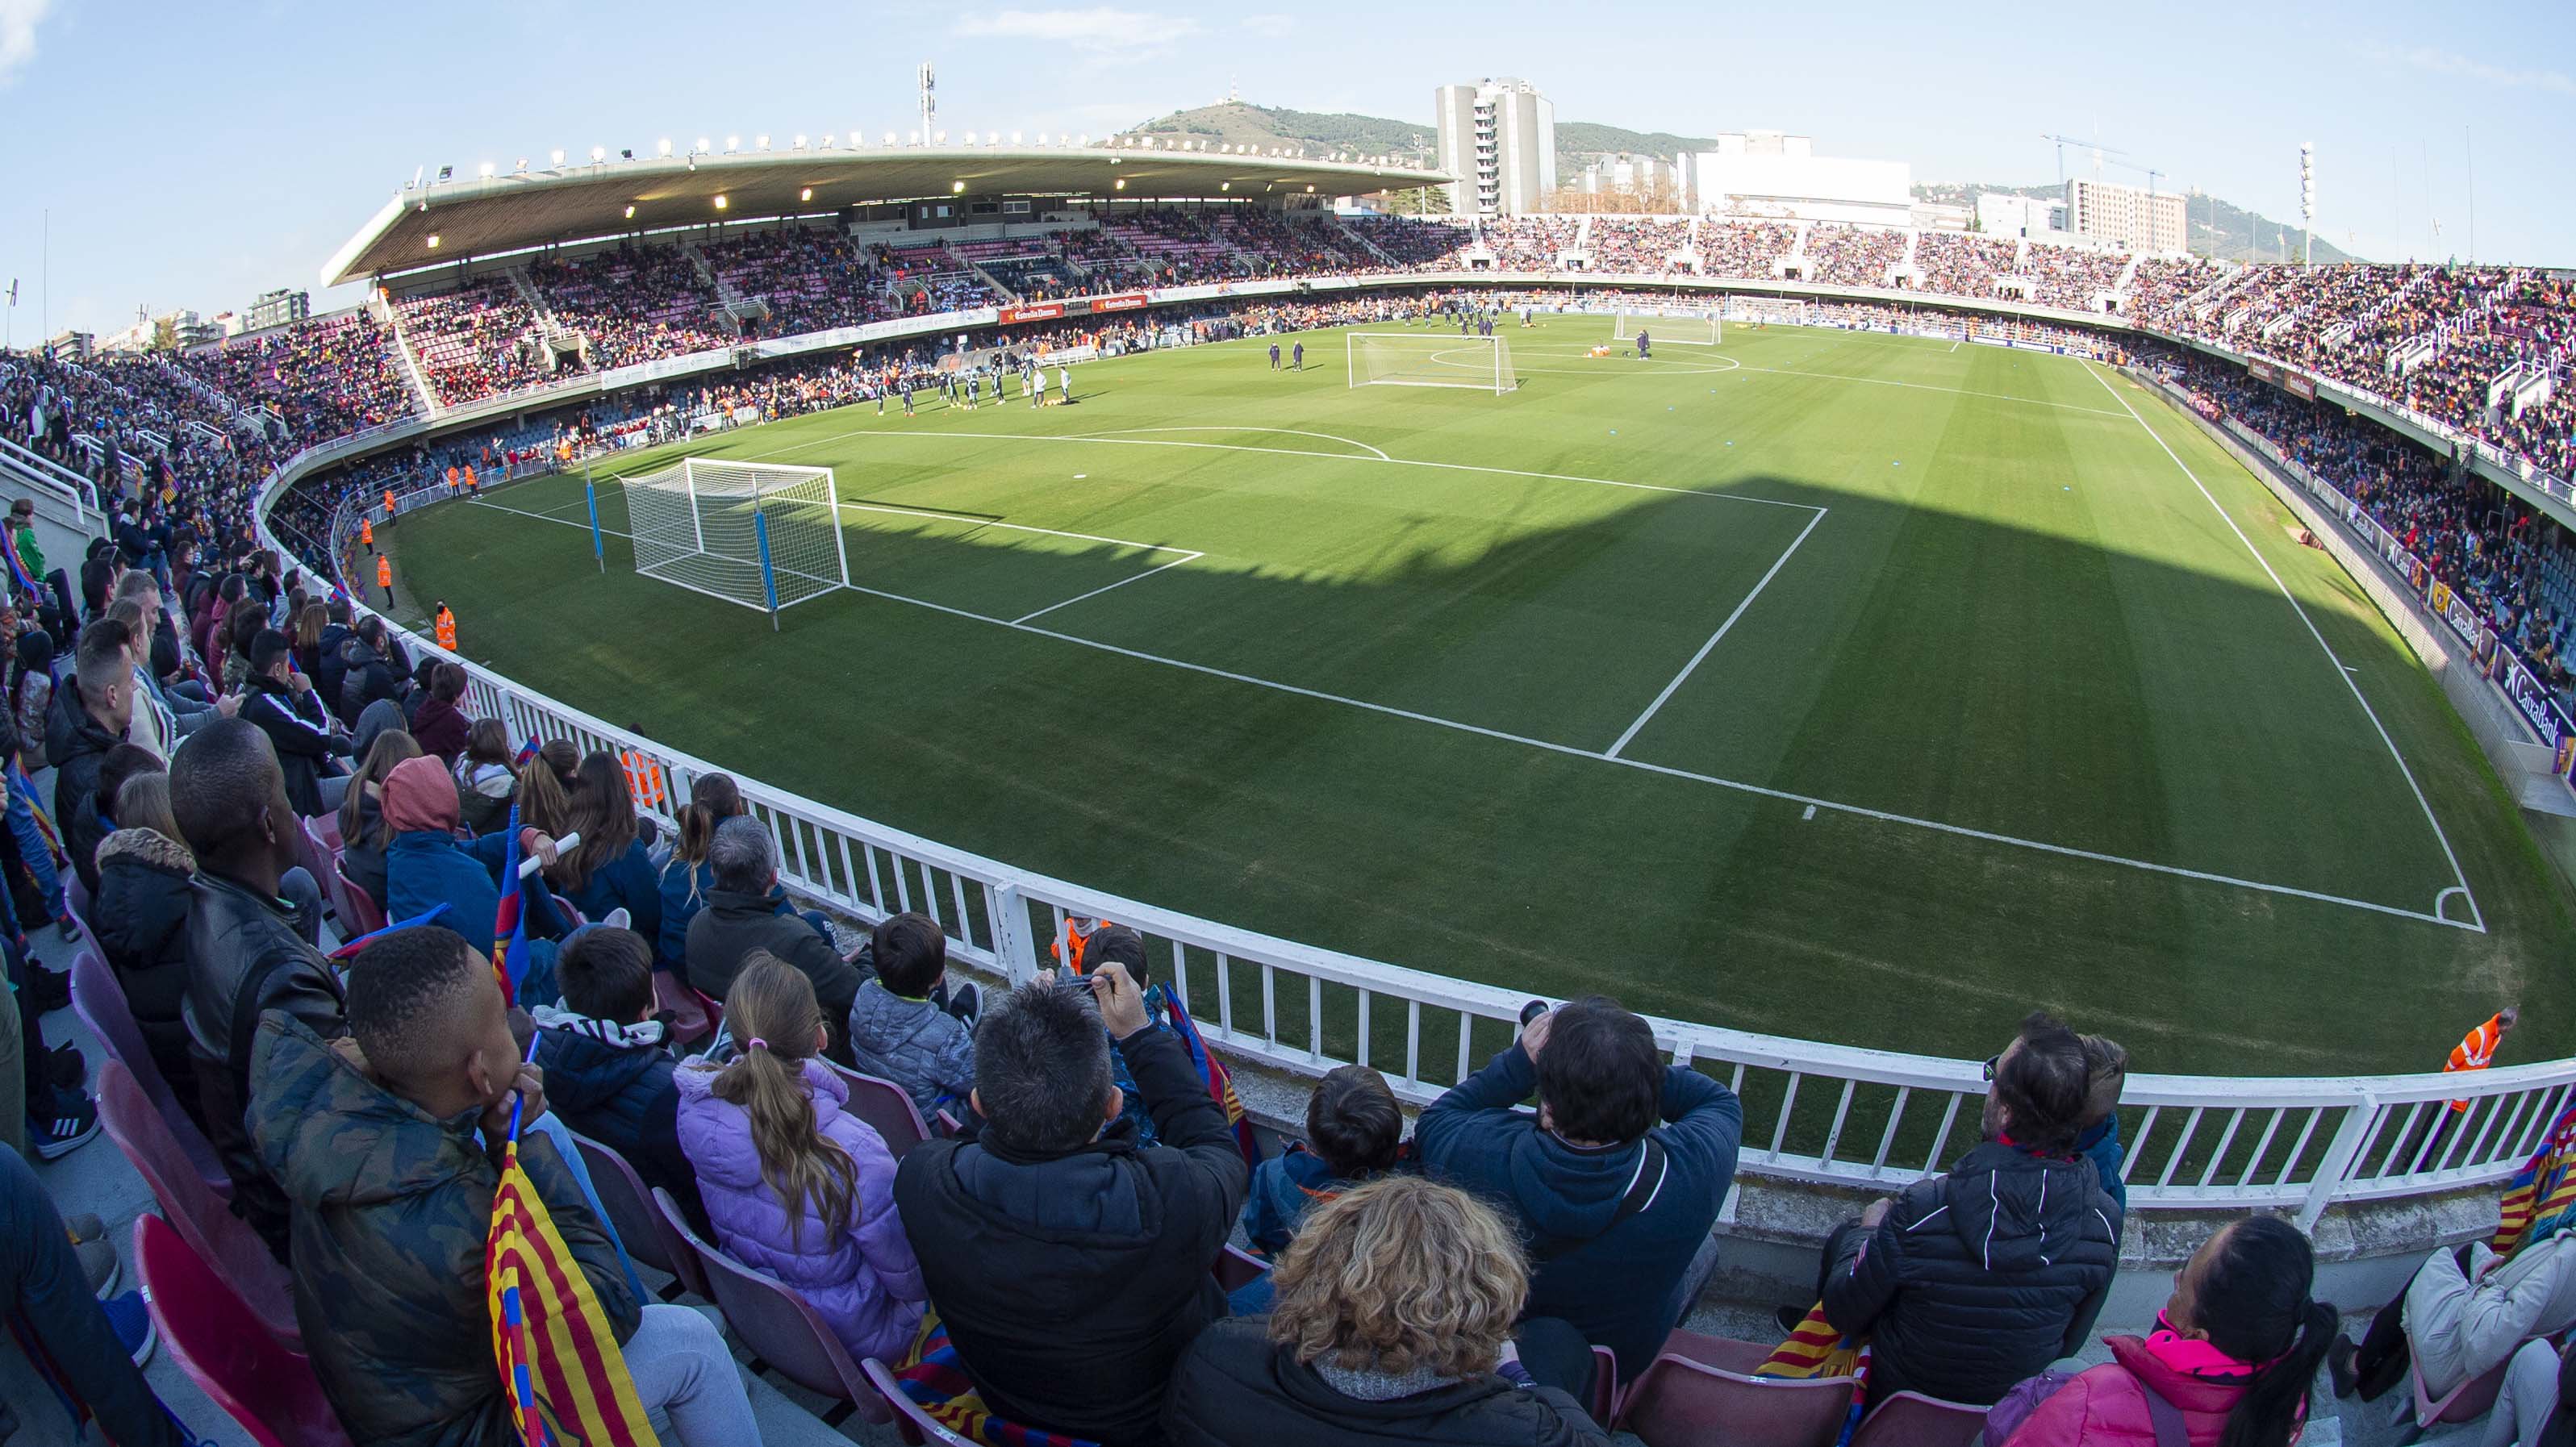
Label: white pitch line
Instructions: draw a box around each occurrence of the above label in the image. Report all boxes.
[1605,504,1828,757]
[1075,426,1392,462]
[1012,551,1204,624]
[738,427,1828,515]
[833,499,1192,556]
[2083,361,2486,934]
[470,488,2473,930]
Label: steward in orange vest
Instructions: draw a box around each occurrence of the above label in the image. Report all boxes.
[619,749,667,811]
[2445,1008,2519,1111]
[434,603,457,652]
[377,554,393,599]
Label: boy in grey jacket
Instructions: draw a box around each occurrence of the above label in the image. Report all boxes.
[845,912,981,1122]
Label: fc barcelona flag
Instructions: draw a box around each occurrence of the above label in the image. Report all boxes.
[0,524,39,601]
[486,1036,660,1446]
[2494,1103,2576,1258]
[493,801,531,1007]
[1163,993,1259,1167]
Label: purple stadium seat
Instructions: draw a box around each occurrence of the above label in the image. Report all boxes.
[97,1061,298,1348]
[653,969,712,1047]
[1850,1390,1989,1447]
[828,1061,930,1161]
[67,947,229,1195]
[566,1129,690,1300]
[661,1192,888,1428]
[1615,1330,1857,1447]
[58,896,104,964]
[2398,1354,2513,1445]
[294,817,336,911]
[646,1186,712,1303]
[861,1356,979,1447]
[307,811,343,854]
[334,859,386,936]
[64,869,91,924]
[135,1215,349,1447]
[1213,1243,1269,1293]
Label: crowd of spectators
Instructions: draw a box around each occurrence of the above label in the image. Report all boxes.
[1581,217,1693,275]
[395,277,550,405]
[1480,215,1583,270]
[185,312,417,436]
[1914,232,2021,297]
[1802,223,1907,288]
[699,227,892,338]
[526,245,733,369]
[2024,245,2127,311]
[1697,219,1797,280]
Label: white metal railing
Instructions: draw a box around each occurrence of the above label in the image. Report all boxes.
[244,323,2576,1232]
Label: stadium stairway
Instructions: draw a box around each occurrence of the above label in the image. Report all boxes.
[0,437,108,565]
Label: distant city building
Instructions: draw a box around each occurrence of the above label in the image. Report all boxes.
[1977,193,2069,239]
[1434,77,1555,216]
[44,330,92,360]
[1688,131,1911,226]
[2065,177,2186,254]
[245,287,311,332]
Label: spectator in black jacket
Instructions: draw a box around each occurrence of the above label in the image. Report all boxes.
[238,630,349,817]
[895,962,1251,1447]
[48,619,135,898]
[335,615,406,727]
[1818,1011,2122,1407]
[532,925,704,1228]
[172,719,347,1261]
[311,601,355,721]
[1166,1174,1609,1447]
[93,773,199,1124]
[682,817,866,1060]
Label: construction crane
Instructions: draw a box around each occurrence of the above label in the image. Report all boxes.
[2040,133,2127,186]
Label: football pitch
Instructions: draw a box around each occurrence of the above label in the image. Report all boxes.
[386,319,2576,1074]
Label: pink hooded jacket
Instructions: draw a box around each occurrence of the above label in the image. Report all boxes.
[674,1056,927,1362]
[2002,1332,2305,1447]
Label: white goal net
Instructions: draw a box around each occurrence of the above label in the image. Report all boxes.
[1613,311,1722,345]
[1724,297,1809,327]
[1348,332,1518,394]
[619,458,848,619]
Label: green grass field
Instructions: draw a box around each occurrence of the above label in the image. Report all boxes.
[386,319,2576,1075]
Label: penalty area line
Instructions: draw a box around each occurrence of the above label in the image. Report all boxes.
[1605,503,1828,758]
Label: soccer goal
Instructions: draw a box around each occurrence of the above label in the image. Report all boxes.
[1348,332,1518,394]
[1613,311,1722,345]
[1724,297,1809,327]
[618,458,849,627]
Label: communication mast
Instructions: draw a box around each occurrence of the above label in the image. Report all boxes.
[919,63,936,148]
[2298,143,2315,266]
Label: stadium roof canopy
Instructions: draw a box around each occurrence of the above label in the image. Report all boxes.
[324,146,1452,286]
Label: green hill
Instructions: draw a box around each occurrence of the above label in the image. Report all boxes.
[1123,102,1434,163]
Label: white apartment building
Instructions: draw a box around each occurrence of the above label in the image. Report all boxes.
[2065,177,2187,253]
[1689,131,1912,227]
[1434,77,1556,216]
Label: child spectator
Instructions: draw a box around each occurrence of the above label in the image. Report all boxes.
[2077,1033,2129,1208]
[1243,1063,1410,1257]
[656,772,741,972]
[552,750,659,940]
[453,719,516,836]
[843,911,981,1123]
[1085,924,1180,1146]
[337,728,422,912]
[677,952,925,1362]
[534,925,703,1227]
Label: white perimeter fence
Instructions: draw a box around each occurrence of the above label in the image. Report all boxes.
[248,303,2576,1236]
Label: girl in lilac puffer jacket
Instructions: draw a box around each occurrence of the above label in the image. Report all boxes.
[676,952,926,1362]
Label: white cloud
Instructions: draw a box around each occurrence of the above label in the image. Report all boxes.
[954,8,1200,62]
[2358,41,2575,95]
[1241,14,1294,38]
[0,0,55,85]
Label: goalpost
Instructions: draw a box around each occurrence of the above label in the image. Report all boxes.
[618,458,849,628]
[1723,297,1809,327]
[1613,310,1722,345]
[1348,332,1518,394]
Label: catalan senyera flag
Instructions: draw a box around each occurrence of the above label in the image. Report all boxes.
[6,758,61,864]
[1163,992,1259,1168]
[486,1036,660,1447]
[492,800,530,1007]
[1758,1300,1870,1447]
[2493,1103,2576,1259]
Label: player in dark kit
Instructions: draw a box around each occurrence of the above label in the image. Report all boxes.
[1635,330,1651,360]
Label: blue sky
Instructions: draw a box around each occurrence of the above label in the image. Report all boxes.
[1,0,2565,341]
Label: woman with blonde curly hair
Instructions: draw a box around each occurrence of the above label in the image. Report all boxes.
[1163,1174,1609,1446]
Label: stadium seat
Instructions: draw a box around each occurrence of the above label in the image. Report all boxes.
[294,816,335,908]
[69,948,229,1195]
[307,810,343,853]
[828,1061,930,1161]
[64,869,90,924]
[1849,1390,1989,1447]
[334,859,386,936]
[860,1356,979,1447]
[652,968,712,1048]
[1212,1242,1269,1294]
[97,1061,299,1347]
[566,1129,691,1301]
[2397,1353,2513,1445]
[647,1185,712,1300]
[57,897,104,965]
[666,1194,888,1428]
[1615,1330,1857,1447]
[135,1214,350,1447]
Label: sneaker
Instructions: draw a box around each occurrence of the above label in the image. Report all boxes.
[948,982,983,1031]
[44,1040,86,1090]
[24,961,70,1015]
[101,1291,157,1367]
[601,907,632,932]
[77,1238,119,1299]
[2327,1336,2359,1399]
[30,1089,100,1160]
[55,916,78,943]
